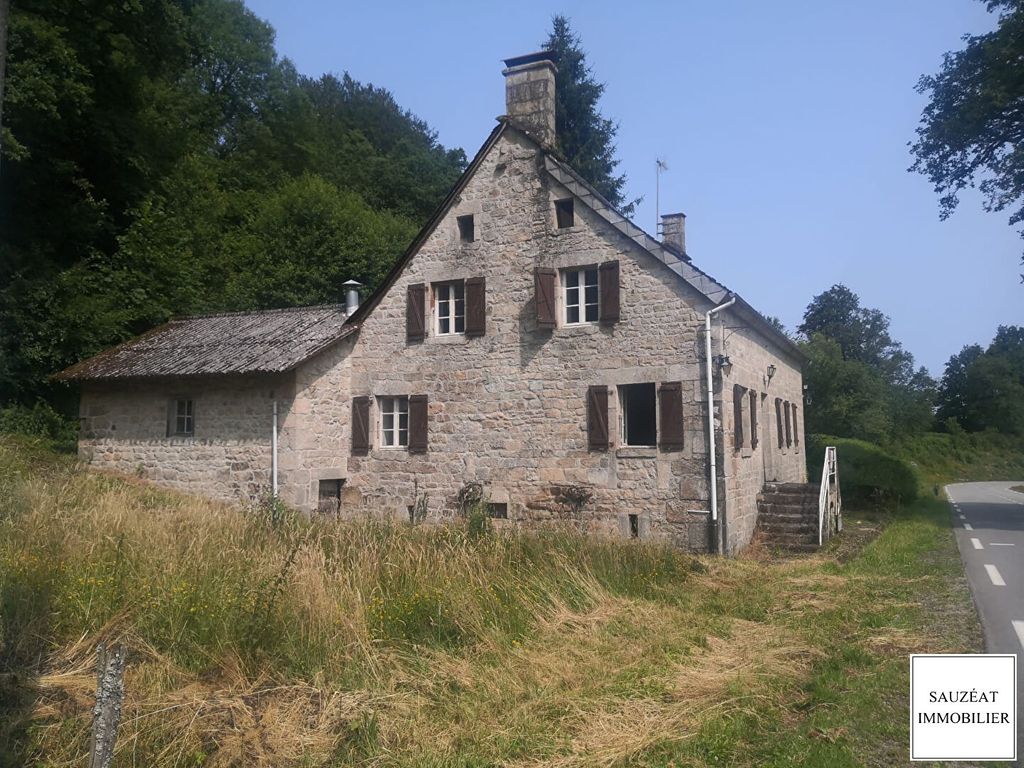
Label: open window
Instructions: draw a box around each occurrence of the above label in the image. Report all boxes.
[555,198,574,228]
[620,383,657,447]
[457,214,475,243]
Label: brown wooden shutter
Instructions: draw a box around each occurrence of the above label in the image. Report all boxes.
[733,384,745,451]
[587,385,609,451]
[775,398,784,448]
[784,401,792,447]
[351,396,370,455]
[408,394,428,454]
[465,277,486,337]
[534,267,556,329]
[598,260,620,324]
[658,381,684,450]
[792,405,799,446]
[406,283,425,342]
[750,391,759,449]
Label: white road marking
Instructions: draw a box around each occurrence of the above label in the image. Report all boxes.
[964,523,973,530]
[971,538,983,550]
[984,564,1006,586]
[959,514,966,520]
[1014,621,1024,652]
[990,542,1015,547]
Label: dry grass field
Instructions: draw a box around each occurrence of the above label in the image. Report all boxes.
[0,437,980,766]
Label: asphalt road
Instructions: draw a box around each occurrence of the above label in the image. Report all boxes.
[948,481,1024,763]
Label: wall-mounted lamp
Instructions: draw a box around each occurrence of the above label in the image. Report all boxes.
[713,354,732,371]
[765,364,777,385]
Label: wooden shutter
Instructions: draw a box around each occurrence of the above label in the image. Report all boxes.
[465,276,486,337]
[775,398,784,448]
[733,384,745,451]
[750,391,759,449]
[406,283,425,342]
[784,401,792,447]
[792,405,799,446]
[587,385,609,451]
[658,381,684,450]
[534,268,556,329]
[351,396,370,455]
[598,260,620,324]
[408,394,428,454]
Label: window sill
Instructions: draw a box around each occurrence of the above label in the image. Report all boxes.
[429,333,468,344]
[556,322,600,334]
[616,446,657,459]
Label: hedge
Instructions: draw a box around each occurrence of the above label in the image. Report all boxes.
[807,434,918,506]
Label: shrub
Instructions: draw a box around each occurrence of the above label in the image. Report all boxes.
[807,434,918,507]
[0,401,77,451]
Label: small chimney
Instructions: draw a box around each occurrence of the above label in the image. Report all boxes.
[660,213,686,256]
[342,279,363,316]
[502,51,559,148]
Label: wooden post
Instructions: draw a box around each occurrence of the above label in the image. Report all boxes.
[89,642,125,768]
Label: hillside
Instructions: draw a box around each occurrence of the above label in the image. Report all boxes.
[0,438,981,766]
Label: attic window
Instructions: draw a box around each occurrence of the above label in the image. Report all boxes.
[457,214,475,243]
[555,199,574,229]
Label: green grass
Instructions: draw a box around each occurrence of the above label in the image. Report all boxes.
[0,437,986,766]
[887,430,1024,490]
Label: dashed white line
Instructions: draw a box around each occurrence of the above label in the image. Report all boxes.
[959,514,966,520]
[971,538,983,550]
[984,564,1006,586]
[963,523,973,530]
[990,542,1015,546]
[1014,621,1024,652]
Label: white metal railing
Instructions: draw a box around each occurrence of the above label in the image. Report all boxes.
[818,446,842,546]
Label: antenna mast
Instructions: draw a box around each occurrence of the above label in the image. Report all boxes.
[655,158,668,234]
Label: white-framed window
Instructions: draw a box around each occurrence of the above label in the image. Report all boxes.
[379,396,409,448]
[170,398,193,437]
[561,267,599,325]
[434,281,465,336]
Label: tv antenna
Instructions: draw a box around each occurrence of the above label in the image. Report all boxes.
[655,158,669,233]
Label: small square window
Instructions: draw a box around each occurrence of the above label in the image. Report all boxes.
[621,383,657,447]
[379,396,409,447]
[555,199,574,229]
[561,268,599,325]
[486,502,508,519]
[318,479,344,514]
[169,398,193,437]
[457,214,475,243]
[434,281,465,335]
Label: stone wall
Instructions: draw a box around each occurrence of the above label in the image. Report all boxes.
[288,127,803,551]
[719,324,806,553]
[78,375,292,505]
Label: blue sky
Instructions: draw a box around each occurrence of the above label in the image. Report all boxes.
[246,0,1021,375]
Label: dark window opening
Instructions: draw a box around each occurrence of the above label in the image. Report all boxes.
[169,398,194,437]
[555,198,575,229]
[621,383,657,447]
[318,479,344,514]
[628,513,639,539]
[407,505,415,524]
[457,214,475,243]
[487,502,508,519]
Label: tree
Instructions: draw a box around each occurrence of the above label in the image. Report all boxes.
[910,0,1024,279]
[541,16,636,215]
[937,325,1024,434]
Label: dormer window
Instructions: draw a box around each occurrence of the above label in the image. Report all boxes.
[555,199,574,229]
[457,214,475,243]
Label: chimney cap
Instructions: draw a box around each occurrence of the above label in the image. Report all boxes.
[661,212,686,221]
[503,50,559,69]
[342,279,363,287]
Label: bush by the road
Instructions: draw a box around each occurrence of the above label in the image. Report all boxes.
[808,434,918,507]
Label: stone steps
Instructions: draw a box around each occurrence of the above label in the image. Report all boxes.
[757,481,821,552]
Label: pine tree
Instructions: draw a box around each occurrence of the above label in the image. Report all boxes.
[542,16,636,215]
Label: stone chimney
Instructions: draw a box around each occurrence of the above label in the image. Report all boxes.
[660,212,686,256]
[502,51,558,148]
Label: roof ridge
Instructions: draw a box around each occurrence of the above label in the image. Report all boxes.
[172,303,346,321]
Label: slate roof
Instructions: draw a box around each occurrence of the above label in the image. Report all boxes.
[56,305,357,381]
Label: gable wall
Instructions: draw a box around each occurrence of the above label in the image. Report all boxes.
[294,130,742,548]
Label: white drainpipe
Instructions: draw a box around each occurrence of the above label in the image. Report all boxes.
[271,399,279,497]
[704,294,736,553]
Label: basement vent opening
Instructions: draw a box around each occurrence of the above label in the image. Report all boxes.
[317,479,344,514]
[457,214,475,243]
[628,513,639,539]
[487,502,508,519]
[555,198,575,229]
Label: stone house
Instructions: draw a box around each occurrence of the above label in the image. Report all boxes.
[58,51,808,554]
